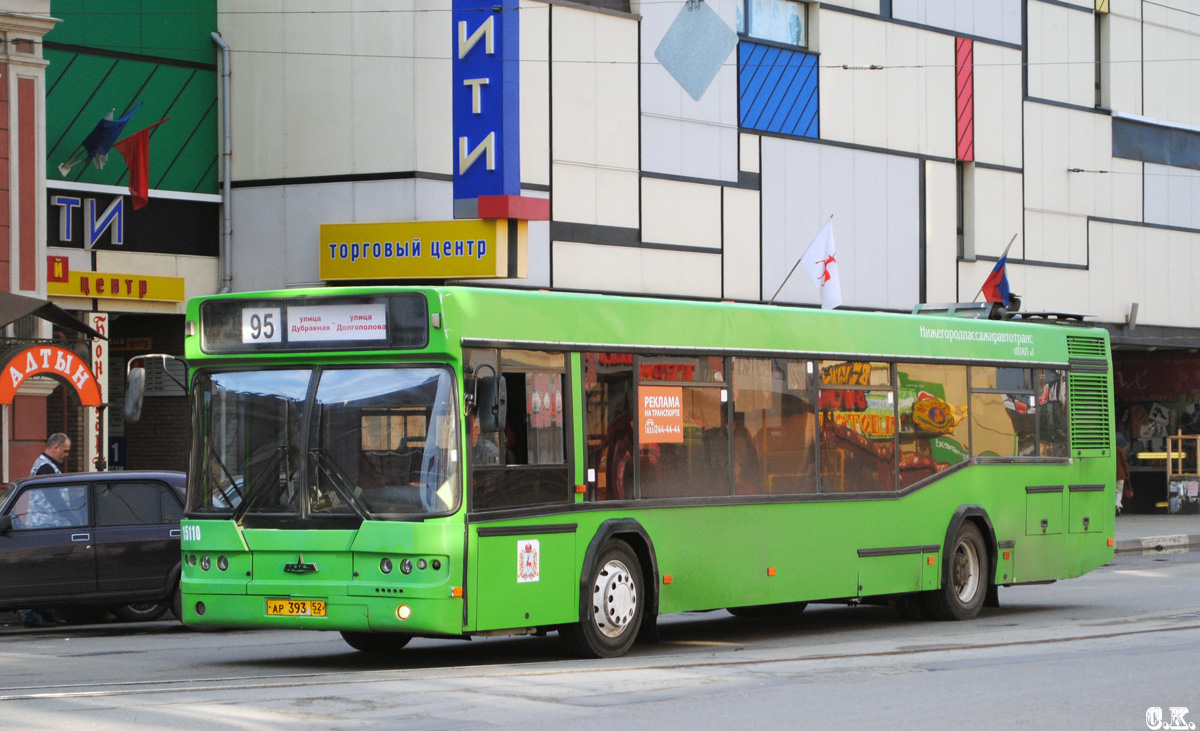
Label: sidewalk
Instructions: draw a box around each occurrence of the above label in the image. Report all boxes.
[1115,511,1200,553]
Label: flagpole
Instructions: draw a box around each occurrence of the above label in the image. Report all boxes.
[769,215,833,305]
[973,233,1018,302]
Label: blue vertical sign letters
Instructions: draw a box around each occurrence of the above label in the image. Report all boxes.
[452,0,521,214]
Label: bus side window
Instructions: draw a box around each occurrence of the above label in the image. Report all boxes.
[584,353,635,501]
[896,363,969,488]
[467,348,571,511]
[970,366,1037,457]
[732,357,816,495]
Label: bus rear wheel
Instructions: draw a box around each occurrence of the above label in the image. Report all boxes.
[561,541,643,658]
[923,521,988,621]
[340,631,412,653]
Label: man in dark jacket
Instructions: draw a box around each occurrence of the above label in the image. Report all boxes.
[30,433,70,475]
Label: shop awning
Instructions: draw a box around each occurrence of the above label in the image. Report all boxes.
[0,292,106,340]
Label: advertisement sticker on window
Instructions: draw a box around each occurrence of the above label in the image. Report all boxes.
[640,386,684,444]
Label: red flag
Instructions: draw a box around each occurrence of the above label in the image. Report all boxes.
[112,118,168,210]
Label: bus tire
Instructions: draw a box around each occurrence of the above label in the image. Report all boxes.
[340,631,412,653]
[561,541,643,658]
[923,521,988,621]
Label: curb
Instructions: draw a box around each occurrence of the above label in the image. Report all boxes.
[1115,534,1200,554]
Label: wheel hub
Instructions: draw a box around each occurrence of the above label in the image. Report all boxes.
[591,559,637,638]
[952,539,980,602]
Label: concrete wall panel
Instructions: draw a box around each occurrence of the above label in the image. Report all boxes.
[521,2,551,187]
[642,178,722,249]
[552,241,721,296]
[723,186,761,301]
[819,11,954,157]
[552,7,639,226]
[639,0,739,181]
[893,0,1020,46]
[972,44,1023,168]
[925,160,958,303]
[1027,2,1095,108]
[1143,1,1200,127]
[761,137,919,309]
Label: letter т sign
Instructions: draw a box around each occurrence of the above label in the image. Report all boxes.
[0,345,103,406]
[452,0,521,215]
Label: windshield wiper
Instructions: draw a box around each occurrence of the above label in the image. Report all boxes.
[309,448,369,520]
[208,446,244,509]
[232,445,289,523]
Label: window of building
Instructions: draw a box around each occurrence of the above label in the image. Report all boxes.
[732,357,817,495]
[737,0,808,47]
[897,364,970,489]
[467,349,571,511]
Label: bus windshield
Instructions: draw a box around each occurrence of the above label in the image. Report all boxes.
[188,366,460,521]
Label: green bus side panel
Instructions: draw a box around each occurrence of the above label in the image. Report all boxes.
[859,554,924,596]
[995,546,1014,585]
[1068,486,1109,534]
[1025,490,1064,536]
[472,531,577,631]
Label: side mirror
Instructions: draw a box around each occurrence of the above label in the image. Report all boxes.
[475,375,507,433]
[0,514,11,534]
[125,365,146,423]
[124,353,188,423]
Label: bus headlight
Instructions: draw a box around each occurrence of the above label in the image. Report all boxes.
[380,558,393,574]
[396,604,412,620]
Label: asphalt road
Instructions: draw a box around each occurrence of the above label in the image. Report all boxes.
[1,550,1198,730]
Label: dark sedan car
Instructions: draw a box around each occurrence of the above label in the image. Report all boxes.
[0,470,186,623]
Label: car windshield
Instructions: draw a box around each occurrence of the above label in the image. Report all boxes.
[188,366,460,522]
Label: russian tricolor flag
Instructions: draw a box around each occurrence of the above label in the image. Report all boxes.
[981,253,1010,308]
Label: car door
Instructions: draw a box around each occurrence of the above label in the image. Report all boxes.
[0,483,94,600]
[93,480,182,593]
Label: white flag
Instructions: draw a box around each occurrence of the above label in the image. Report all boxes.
[799,219,842,309]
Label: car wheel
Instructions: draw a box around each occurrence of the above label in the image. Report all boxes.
[112,602,170,622]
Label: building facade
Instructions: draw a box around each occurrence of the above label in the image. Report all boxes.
[217,0,1200,508]
[1,1,219,479]
[8,1,1200,507]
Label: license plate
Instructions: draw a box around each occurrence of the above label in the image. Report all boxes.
[266,599,327,617]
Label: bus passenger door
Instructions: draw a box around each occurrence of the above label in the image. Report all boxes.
[464,347,578,631]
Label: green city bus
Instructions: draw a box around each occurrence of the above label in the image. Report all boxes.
[132,286,1115,657]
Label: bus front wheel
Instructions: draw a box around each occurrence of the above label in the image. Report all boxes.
[561,541,644,658]
[923,521,988,621]
[340,631,412,653]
